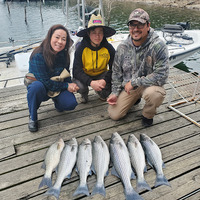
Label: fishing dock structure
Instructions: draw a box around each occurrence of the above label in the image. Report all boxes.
[0,67,200,200]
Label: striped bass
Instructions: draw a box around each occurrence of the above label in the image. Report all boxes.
[45,138,78,199]
[109,132,144,200]
[91,135,110,197]
[73,138,92,196]
[140,133,170,187]
[39,138,65,189]
[127,134,151,192]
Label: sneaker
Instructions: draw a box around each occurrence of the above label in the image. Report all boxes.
[56,108,64,112]
[98,96,107,101]
[79,95,88,104]
[134,98,141,105]
[142,115,153,127]
[95,91,107,101]
[28,118,38,132]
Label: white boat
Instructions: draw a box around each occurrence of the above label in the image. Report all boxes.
[1,0,200,87]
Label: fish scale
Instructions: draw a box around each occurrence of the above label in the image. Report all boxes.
[140,133,171,188]
[91,135,110,197]
[44,138,78,200]
[110,132,144,200]
[127,134,151,192]
[73,138,92,197]
[38,138,65,189]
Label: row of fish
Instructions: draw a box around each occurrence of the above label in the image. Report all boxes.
[38,133,170,200]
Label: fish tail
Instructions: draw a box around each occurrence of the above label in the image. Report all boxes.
[44,187,60,200]
[38,175,52,189]
[125,188,144,200]
[136,179,151,192]
[155,174,171,187]
[91,183,106,197]
[73,184,90,196]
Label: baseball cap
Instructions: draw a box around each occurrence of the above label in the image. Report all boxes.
[128,8,150,25]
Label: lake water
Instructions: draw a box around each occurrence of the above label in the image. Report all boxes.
[0,0,200,73]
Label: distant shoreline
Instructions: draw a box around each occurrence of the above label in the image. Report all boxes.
[3,0,200,10]
[122,0,200,10]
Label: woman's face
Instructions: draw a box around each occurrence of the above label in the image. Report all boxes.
[50,29,67,53]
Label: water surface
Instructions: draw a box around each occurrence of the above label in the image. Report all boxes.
[0,0,200,73]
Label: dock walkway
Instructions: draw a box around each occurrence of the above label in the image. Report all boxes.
[0,67,200,200]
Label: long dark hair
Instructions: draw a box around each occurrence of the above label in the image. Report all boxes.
[30,24,72,69]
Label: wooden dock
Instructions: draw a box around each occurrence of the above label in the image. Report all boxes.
[0,67,200,200]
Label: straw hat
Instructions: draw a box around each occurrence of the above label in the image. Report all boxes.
[77,14,116,38]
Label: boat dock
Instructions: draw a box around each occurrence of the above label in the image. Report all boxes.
[0,67,200,200]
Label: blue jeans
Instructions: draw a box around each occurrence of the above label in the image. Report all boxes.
[27,81,78,121]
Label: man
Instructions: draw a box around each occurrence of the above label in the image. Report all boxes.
[107,8,169,127]
[73,14,116,103]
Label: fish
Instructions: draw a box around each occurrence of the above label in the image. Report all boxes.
[140,133,170,188]
[91,135,110,197]
[127,134,151,192]
[44,138,78,199]
[109,132,144,200]
[73,138,92,197]
[39,138,65,189]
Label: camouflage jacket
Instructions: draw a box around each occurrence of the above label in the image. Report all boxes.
[111,28,169,96]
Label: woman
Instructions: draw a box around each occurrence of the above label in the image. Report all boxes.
[73,14,116,103]
[27,24,79,132]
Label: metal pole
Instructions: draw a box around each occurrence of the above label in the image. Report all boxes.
[168,105,200,128]
[82,0,85,28]
[99,0,104,24]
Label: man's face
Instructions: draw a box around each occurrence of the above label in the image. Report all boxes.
[128,20,150,45]
[89,27,104,47]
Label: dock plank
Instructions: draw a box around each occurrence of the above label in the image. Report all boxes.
[0,67,200,200]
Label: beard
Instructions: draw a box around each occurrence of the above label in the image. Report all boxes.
[132,37,142,42]
[131,31,142,42]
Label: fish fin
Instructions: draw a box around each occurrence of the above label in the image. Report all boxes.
[162,162,166,168]
[136,179,151,192]
[125,187,144,200]
[155,174,171,188]
[41,161,46,169]
[105,169,109,176]
[146,158,154,169]
[75,167,79,175]
[91,183,106,197]
[54,166,59,174]
[131,171,136,180]
[89,169,93,176]
[44,186,61,200]
[144,165,148,173]
[65,172,72,179]
[111,166,120,178]
[91,164,96,174]
[73,184,90,196]
[38,175,52,189]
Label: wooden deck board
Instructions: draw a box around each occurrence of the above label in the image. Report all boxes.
[0,68,200,200]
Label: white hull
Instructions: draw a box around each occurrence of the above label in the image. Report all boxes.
[0,29,200,88]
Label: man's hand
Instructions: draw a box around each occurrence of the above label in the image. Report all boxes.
[107,94,118,105]
[90,79,106,91]
[124,81,133,94]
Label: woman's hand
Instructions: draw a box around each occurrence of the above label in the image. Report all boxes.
[68,83,79,93]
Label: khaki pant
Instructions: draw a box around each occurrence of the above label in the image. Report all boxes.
[108,86,166,120]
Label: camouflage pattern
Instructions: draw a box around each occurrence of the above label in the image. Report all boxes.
[128,8,150,24]
[111,28,169,96]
